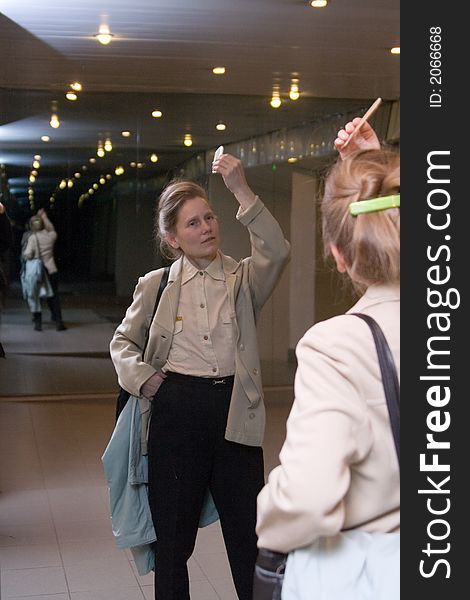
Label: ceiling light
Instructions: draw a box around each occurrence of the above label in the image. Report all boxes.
[97,146,105,158]
[93,183,99,190]
[34,154,41,160]
[32,160,40,169]
[70,82,82,91]
[67,179,74,188]
[106,174,112,180]
[95,24,114,45]
[31,170,38,176]
[150,153,159,163]
[216,123,226,131]
[88,188,95,194]
[66,92,77,101]
[289,79,300,101]
[137,162,144,168]
[115,166,124,175]
[151,110,163,118]
[104,138,113,152]
[310,0,328,7]
[74,172,81,178]
[121,130,131,137]
[212,66,226,75]
[59,180,67,189]
[29,175,36,183]
[130,161,136,167]
[270,88,282,109]
[184,134,193,147]
[99,177,106,184]
[41,135,50,142]
[287,157,298,163]
[89,157,96,163]
[50,114,60,128]
[390,46,400,54]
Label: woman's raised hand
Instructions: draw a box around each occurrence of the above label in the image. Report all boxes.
[212,153,256,210]
[334,118,380,160]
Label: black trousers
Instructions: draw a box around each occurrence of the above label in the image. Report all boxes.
[148,372,265,600]
[46,270,63,321]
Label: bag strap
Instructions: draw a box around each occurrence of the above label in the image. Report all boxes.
[142,266,170,358]
[33,234,43,260]
[352,313,400,467]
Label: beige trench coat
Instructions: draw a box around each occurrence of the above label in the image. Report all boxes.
[256,284,400,553]
[110,197,290,447]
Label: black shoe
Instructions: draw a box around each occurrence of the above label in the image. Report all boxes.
[56,322,67,331]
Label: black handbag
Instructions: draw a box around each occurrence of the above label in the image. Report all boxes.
[252,313,400,600]
[115,266,170,421]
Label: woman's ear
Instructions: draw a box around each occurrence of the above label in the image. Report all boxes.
[165,232,180,250]
[330,245,347,273]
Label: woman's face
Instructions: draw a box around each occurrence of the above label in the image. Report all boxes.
[167,196,220,269]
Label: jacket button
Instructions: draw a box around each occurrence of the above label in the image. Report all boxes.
[249,412,256,419]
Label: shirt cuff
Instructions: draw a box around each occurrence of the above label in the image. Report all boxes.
[236,195,264,225]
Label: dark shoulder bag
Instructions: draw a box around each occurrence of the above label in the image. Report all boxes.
[115,266,170,421]
[252,313,400,600]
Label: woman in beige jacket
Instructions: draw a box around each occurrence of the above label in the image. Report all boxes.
[256,121,400,559]
[110,153,289,600]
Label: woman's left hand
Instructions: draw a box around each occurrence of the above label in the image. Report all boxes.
[212,153,256,210]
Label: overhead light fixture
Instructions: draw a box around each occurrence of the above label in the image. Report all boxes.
[150,153,159,163]
[212,66,226,75]
[99,177,106,184]
[289,79,300,101]
[59,179,67,190]
[184,133,193,147]
[49,100,60,128]
[32,160,40,169]
[270,87,282,109]
[93,183,99,190]
[310,0,328,7]
[70,82,82,91]
[66,92,78,101]
[104,137,113,152]
[34,154,41,160]
[95,24,114,45]
[97,141,105,158]
[115,166,125,175]
[121,130,131,137]
[89,157,96,164]
[287,157,299,163]
[216,122,226,131]
[390,46,400,54]
[74,172,81,178]
[67,179,74,188]
[151,110,163,118]
[41,135,50,142]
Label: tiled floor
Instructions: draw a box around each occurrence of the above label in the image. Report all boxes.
[0,284,294,599]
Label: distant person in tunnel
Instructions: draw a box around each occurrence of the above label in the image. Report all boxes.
[110,153,290,600]
[22,209,67,331]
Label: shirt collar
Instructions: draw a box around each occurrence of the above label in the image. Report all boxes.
[181,252,225,285]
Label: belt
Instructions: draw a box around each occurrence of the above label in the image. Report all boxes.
[165,371,235,387]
